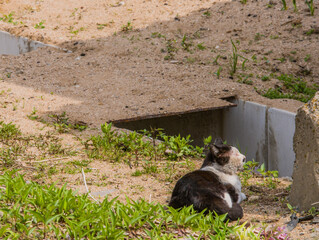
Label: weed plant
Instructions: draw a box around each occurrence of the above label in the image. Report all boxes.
[229,40,247,77]
[292,0,297,12]
[48,112,87,133]
[239,160,279,188]
[0,170,260,239]
[163,39,178,60]
[260,74,319,103]
[305,0,315,16]
[0,12,18,25]
[121,21,133,32]
[35,20,45,29]
[85,123,204,166]
[215,66,222,79]
[181,35,193,52]
[0,121,21,141]
[0,122,75,168]
[281,0,287,10]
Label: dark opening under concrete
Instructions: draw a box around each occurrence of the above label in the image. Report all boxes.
[113,108,225,147]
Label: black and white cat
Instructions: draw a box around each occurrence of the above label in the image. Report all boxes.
[169,138,246,221]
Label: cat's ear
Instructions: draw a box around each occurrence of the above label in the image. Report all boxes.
[211,138,231,156]
[210,145,220,157]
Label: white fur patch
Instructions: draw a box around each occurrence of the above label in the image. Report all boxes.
[201,166,241,190]
[201,166,243,203]
[223,193,232,208]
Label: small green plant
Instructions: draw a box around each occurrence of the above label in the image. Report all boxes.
[229,40,248,77]
[305,0,315,16]
[240,0,247,4]
[163,39,178,60]
[292,0,298,12]
[278,57,286,63]
[27,107,39,120]
[242,58,248,70]
[35,20,45,29]
[69,26,85,35]
[6,72,11,78]
[287,203,297,214]
[202,11,211,17]
[97,23,109,30]
[197,43,206,50]
[181,35,192,52]
[305,29,315,35]
[0,12,18,25]
[151,32,165,39]
[254,33,263,41]
[304,54,311,62]
[186,57,196,63]
[239,160,259,186]
[213,54,220,65]
[237,74,253,85]
[0,121,21,141]
[215,66,222,79]
[281,0,287,10]
[49,112,87,133]
[131,170,143,176]
[230,39,239,76]
[261,75,270,81]
[121,21,133,32]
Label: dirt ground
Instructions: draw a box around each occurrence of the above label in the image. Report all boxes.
[1,0,319,239]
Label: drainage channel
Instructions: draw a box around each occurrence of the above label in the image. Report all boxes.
[1,31,296,177]
[112,99,296,178]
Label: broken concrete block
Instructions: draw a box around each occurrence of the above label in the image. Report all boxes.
[290,92,319,211]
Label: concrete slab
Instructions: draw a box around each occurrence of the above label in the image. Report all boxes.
[223,99,296,177]
[268,108,296,177]
[222,99,268,166]
[0,30,69,55]
[0,30,49,55]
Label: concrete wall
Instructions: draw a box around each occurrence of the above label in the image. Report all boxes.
[114,110,224,147]
[0,30,62,55]
[267,108,296,177]
[222,99,296,177]
[223,100,268,167]
[114,100,296,176]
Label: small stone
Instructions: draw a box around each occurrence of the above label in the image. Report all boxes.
[248,195,260,202]
[312,217,319,224]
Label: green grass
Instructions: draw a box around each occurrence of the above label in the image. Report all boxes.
[0,12,19,25]
[281,0,287,10]
[0,121,21,141]
[0,170,259,239]
[260,74,319,103]
[305,0,315,16]
[0,121,76,169]
[34,20,45,29]
[121,21,133,32]
[48,112,88,133]
[85,123,203,164]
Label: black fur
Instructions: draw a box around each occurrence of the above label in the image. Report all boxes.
[168,139,243,221]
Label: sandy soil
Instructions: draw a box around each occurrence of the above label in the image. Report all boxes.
[1,0,319,239]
